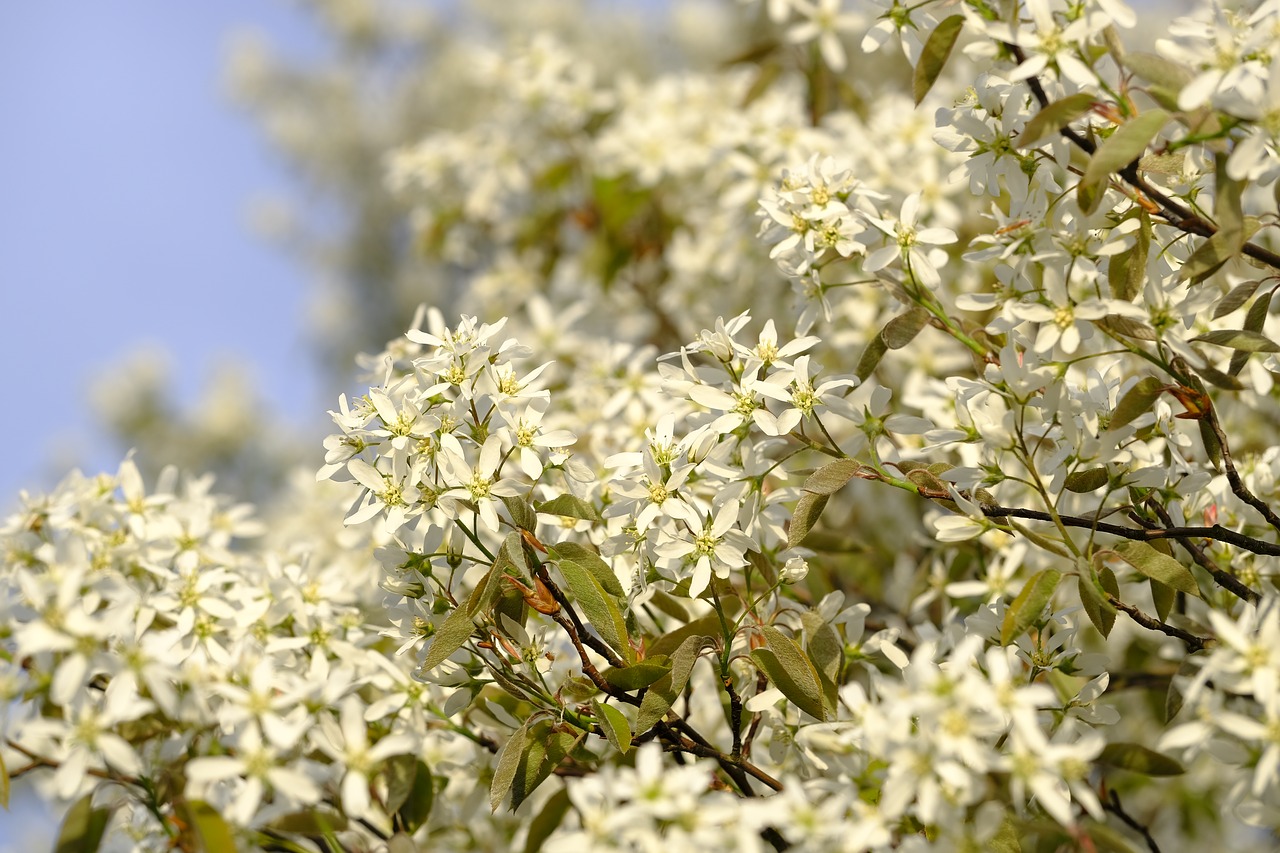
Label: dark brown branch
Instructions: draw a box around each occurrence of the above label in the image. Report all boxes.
[1144,503,1260,603]
[1105,788,1162,853]
[910,482,1280,556]
[1010,45,1280,273]
[1107,594,1207,651]
[1203,403,1280,535]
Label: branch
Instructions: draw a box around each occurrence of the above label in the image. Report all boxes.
[1011,45,1280,273]
[1107,594,1208,652]
[910,482,1280,556]
[1142,503,1260,603]
[1105,788,1162,853]
[1203,402,1280,535]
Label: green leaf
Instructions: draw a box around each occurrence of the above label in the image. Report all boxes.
[1108,208,1150,301]
[802,611,843,711]
[1078,561,1117,638]
[387,758,434,833]
[551,542,625,597]
[1123,52,1194,92]
[988,812,1023,852]
[1093,314,1156,341]
[592,699,633,754]
[1016,92,1096,148]
[882,307,931,349]
[466,531,527,618]
[0,748,7,810]
[1096,742,1185,776]
[1150,575,1175,622]
[1063,468,1108,493]
[855,331,889,380]
[752,625,827,720]
[788,492,829,548]
[175,800,237,853]
[603,657,671,691]
[500,494,538,532]
[388,833,419,853]
[551,544,632,663]
[1078,110,1168,214]
[419,604,478,672]
[912,16,964,105]
[1001,569,1063,645]
[1182,226,1251,283]
[1192,329,1280,353]
[637,635,712,735]
[491,717,534,812]
[508,723,584,811]
[1229,289,1273,375]
[1107,376,1164,432]
[54,794,111,853]
[523,787,572,853]
[1110,540,1201,597]
[536,494,604,524]
[1199,416,1223,468]
[803,458,861,495]
[1193,360,1246,390]
[268,808,349,834]
[1213,152,1244,241]
[647,615,722,659]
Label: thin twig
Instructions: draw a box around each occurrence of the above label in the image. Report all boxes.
[1105,789,1162,853]
[1144,503,1260,603]
[1107,594,1208,651]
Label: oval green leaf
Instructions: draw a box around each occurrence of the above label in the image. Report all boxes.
[1001,569,1062,645]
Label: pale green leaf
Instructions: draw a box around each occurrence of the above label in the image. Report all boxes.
[535,494,604,524]
[1107,376,1165,432]
[552,544,632,662]
[523,787,572,853]
[753,625,827,720]
[1111,540,1201,597]
[1190,329,1280,353]
[883,307,931,349]
[788,492,829,548]
[592,699,633,754]
[1017,92,1096,148]
[912,16,965,105]
[1001,569,1062,645]
[1078,110,1168,214]
[1097,742,1185,776]
[636,635,712,735]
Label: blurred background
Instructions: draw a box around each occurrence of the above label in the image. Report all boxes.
[0,1,325,506]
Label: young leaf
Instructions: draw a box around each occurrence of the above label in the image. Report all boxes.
[535,494,604,524]
[500,494,538,532]
[1182,228,1248,283]
[509,724,584,811]
[912,16,965,105]
[603,657,671,691]
[1016,92,1096,148]
[175,800,237,853]
[392,759,434,833]
[551,542,625,596]
[1107,209,1150,301]
[1122,52,1193,93]
[55,794,111,853]
[592,699,633,754]
[1001,569,1063,645]
[1096,742,1185,776]
[883,307,931,349]
[552,545,633,663]
[1191,329,1280,353]
[523,787,572,853]
[752,625,828,720]
[1078,562,1117,638]
[0,749,7,810]
[788,492,829,547]
[1107,376,1165,431]
[1150,575,1176,622]
[491,717,534,813]
[419,605,478,672]
[1229,290,1273,375]
[1078,110,1168,214]
[1110,541,1201,597]
[636,635,712,734]
[855,331,889,380]
[1063,468,1109,493]
[1212,280,1261,319]
[803,458,861,495]
[1093,314,1156,341]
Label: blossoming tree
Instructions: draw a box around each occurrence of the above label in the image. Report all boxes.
[5,0,1280,850]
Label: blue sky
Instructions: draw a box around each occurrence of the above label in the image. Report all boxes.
[0,2,324,506]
